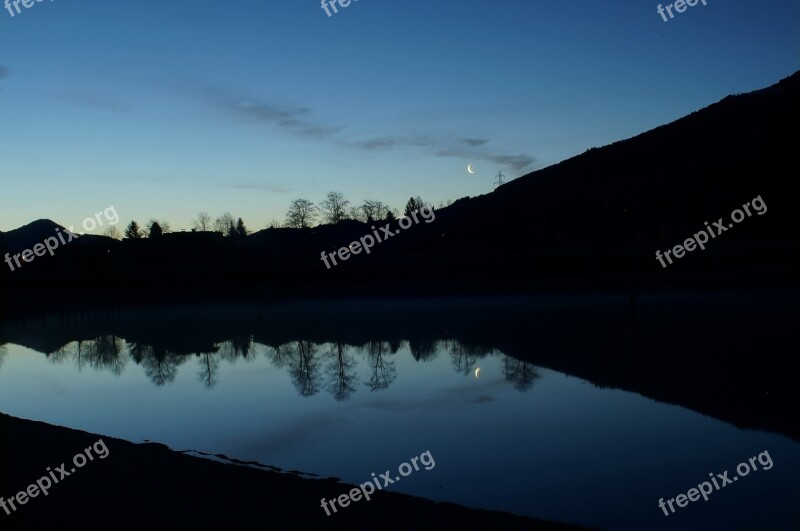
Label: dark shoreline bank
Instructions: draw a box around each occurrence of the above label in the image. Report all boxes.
[0,412,597,531]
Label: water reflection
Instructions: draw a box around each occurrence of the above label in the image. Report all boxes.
[0,332,538,398]
[1,294,795,443]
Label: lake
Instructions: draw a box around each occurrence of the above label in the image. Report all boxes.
[0,295,797,530]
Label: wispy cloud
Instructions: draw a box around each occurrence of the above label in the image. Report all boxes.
[229,98,343,140]
[201,84,535,172]
[0,65,9,80]
[352,134,536,172]
[461,137,489,147]
[350,135,431,151]
[227,182,291,194]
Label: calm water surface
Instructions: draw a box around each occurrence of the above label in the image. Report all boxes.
[0,298,797,530]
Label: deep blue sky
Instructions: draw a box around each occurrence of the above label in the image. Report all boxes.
[1,0,797,232]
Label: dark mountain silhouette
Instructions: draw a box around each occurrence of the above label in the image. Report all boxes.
[1,71,798,317]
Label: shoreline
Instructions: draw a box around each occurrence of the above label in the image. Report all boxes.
[0,412,598,530]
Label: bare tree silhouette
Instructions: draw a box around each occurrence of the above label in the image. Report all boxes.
[218,335,254,362]
[197,352,221,389]
[364,340,397,392]
[141,347,182,386]
[449,341,481,375]
[285,341,321,397]
[325,342,357,401]
[84,335,128,375]
[502,355,540,392]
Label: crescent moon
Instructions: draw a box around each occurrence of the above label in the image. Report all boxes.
[474,367,481,378]
[467,164,475,174]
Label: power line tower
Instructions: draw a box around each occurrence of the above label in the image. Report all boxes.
[494,171,505,188]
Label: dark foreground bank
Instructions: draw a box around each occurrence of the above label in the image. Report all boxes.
[0,413,598,531]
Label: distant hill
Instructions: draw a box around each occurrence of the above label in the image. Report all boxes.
[2,71,798,315]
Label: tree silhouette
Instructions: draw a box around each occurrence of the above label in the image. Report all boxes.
[285,199,317,229]
[360,200,389,223]
[266,344,291,368]
[319,192,351,225]
[449,341,481,375]
[364,341,397,392]
[235,218,249,240]
[81,335,128,375]
[148,221,163,238]
[214,213,235,235]
[404,197,424,216]
[287,340,321,396]
[409,338,439,362]
[193,212,212,231]
[141,347,182,386]
[124,221,143,239]
[325,342,357,401]
[103,225,122,240]
[218,335,254,361]
[197,352,220,389]
[502,355,540,392]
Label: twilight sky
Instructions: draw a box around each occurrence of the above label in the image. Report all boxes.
[0,0,797,232]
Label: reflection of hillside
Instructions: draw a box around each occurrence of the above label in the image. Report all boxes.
[0,325,531,398]
[503,355,540,392]
[0,295,796,441]
[49,336,128,375]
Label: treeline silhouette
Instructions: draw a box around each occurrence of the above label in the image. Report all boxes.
[1,72,799,317]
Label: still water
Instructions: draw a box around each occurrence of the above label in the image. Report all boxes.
[0,297,797,530]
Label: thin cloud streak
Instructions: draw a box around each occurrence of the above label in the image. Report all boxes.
[352,134,537,172]
[230,98,344,140]
[227,182,291,194]
[202,84,535,172]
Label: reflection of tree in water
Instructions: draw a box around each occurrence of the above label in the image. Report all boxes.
[128,342,148,365]
[139,346,182,386]
[196,352,221,389]
[449,342,481,375]
[364,340,397,392]
[284,341,321,397]
[48,342,74,365]
[266,344,291,369]
[324,342,357,401]
[409,339,439,362]
[387,339,404,354]
[218,335,254,362]
[84,335,128,375]
[502,355,540,392]
[47,340,88,370]
[46,337,128,375]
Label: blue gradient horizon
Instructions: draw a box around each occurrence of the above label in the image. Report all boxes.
[0,0,797,232]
